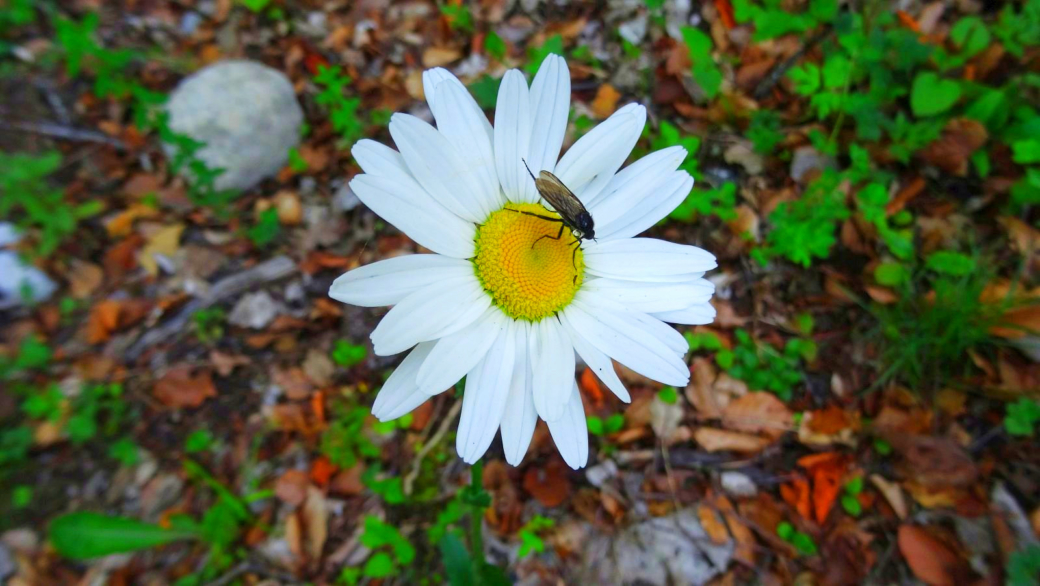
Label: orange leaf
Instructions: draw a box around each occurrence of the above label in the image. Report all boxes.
[810,462,844,524]
[86,300,122,344]
[780,477,811,520]
[715,0,736,29]
[591,84,621,119]
[579,367,604,405]
[796,451,842,470]
[309,456,337,487]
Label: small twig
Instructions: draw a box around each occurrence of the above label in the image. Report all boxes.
[0,119,127,150]
[752,26,832,100]
[403,399,462,496]
[127,255,297,359]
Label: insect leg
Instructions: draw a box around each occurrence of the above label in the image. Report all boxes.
[531,223,566,249]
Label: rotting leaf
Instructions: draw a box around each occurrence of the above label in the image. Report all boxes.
[153,366,217,409]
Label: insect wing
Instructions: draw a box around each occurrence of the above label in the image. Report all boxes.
[535,171,589,226]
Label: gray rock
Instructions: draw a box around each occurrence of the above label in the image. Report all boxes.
[581,509,733,585]
[0,542,13,583]
[228,291,281,329]
[0,223,57,309]
[334,182,362,212]
[618,14,648,45]
[586,459,619,487]
[790,146,838,184]
[164,61,303,192]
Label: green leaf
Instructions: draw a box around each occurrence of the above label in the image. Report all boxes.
[363,552,396,578]
[485,31,507,61]
[467,75,501,110]
[185,429,215,453]
[910,72,961,117]
[439,532,475,586]
[247,207,280,247]
[49,512,198,559]
[841,494,862,516]
[587,416,605,436]
[787,63,821,96]
[1012,138,1040,164]
[925,251,975,276]
[874,262,907,286]
[331,340,367,367]
[657,386,678,404]
[108,438,140,466]
[525,34,564,75]
[822,54,851,90]
[1005,398,1040,437]
[791,531,818,556]
[844,476,864,495]
[238,0,271,12]
[776,521,794,540]
[605,413,626,434]
[950,17,990,58]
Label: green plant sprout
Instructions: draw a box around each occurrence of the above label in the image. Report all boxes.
[841,476,863,517]
[587,414,625,436]
[716,329,809,401]
[191,308,226,344]
[777,521,818,556]
[680,27,722,100]
[314,65,364,147]
[517,515,555,558]
[332,340,368,367]
[525,35,563,75]
[0,152,102,258]
[1005,398,1040,437]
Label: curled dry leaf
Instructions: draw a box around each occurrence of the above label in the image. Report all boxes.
[138,223,184,277]
[721,392,791,441]
[153,366,217,409]
[523,458,572,508]
[870,474,908,520]
[67,260,104,299]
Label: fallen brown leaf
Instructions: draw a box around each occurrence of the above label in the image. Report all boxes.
[422,46,461,67]
[918,118,988,176]
[67,260,104,299]
[523,458,571,508]
[153,366,217,409]
[721,392,791,441]
[275,469,310,508]
[138,223,184,277]
[693,427,770,453]
[897,525,963,586]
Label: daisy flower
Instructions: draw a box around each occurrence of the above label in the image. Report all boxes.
[329,56,716,469]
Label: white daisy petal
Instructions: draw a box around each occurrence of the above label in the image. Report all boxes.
[351,139,411,179]
[546,382,589,470]
[457,320,517,463]
[430,80,503,213]
[564,295,690,386]
[370,275,490,356]
[579,291,688,356]
[500,322,538,465]
[561,316,630,402]
[584,238,717,280]
[553,103,647,204]
[389,113,487,223]
[329,254,473,307]
[494,70,533,204]
[530,318,575,422]
[599,172,694,241]
[416,307,507,395]
[423,68,493,143]
[581,277,715,314]
[371,341,436,421]
[587,147,687,227]
[527,55,570,185]
[350,174,475,259]
[651,302,718,325]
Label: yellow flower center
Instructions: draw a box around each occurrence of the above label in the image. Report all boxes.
[473,203,584,321]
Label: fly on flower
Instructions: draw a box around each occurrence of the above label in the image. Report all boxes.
[518,159,594,276]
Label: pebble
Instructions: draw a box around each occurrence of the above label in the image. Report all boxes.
[720,471,757,498]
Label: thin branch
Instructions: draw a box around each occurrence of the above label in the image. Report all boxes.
[0,119,127,150]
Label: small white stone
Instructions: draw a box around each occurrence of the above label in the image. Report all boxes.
[586,460,619,487]
[720,471,757,498]
[228,291,281,329]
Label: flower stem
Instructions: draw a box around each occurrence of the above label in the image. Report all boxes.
[469,460,485,575]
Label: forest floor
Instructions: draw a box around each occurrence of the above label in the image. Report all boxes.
[2,0,1040,585]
